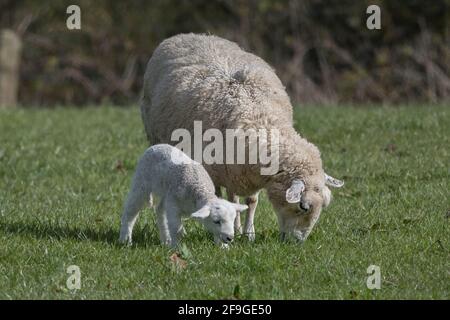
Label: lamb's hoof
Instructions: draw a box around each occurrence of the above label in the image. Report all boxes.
[119,234,132,246]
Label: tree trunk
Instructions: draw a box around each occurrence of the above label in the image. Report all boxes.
[0,29,22,108]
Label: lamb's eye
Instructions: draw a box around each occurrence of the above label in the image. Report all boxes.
[213,220,221,225]
[314,187,320,192]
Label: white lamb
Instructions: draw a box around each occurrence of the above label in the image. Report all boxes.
[119,144,248,247]
[141,33,344,243]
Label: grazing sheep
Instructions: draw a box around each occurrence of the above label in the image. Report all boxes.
[119,144,248,247]
[141,33,343,243]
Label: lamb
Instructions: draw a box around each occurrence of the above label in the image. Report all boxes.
[119,144,248,247]
[140,33,343,243]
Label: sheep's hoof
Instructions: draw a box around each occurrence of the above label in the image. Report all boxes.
[245,232,256,242]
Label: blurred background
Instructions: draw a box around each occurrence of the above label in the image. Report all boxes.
[0,0,449,107]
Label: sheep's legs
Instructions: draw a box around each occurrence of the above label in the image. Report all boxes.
[156,198,182,248]
[244,192,259,241]
[228,193,242,234]
[276,213,288,242]
[119,187,150,245]
[215,185,222,198]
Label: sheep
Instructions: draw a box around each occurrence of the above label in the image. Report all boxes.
[119,144,248,247]
[140,33,343,243]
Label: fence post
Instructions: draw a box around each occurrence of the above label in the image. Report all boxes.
[0,29,22,108]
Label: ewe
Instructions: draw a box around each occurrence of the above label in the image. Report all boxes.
[141,33,343,243]
[119,144,248,247]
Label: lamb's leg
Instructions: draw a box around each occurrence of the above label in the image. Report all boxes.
[119,186,149,245]
[178,225,187,238]
[244,192,259,241]
[166,203,182,248]
[228,192,242,234]
[154,197,173,246]
[148,193,154,208]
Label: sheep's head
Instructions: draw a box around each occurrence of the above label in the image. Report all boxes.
[268,171,343,243]
[191,198,248,247]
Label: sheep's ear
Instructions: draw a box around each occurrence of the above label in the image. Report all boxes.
[285,179,305,203]
[233,203,248,212]
[191,206,210,219]
[325,173,344,188]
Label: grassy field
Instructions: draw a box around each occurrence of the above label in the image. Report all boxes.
[0,106,448,299]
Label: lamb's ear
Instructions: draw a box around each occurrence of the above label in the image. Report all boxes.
[325,173,344,188]
[233,203,248,212]
[191,206,210,219]
[285,179,305,203]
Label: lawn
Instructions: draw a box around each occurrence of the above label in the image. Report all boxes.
[0,105,448,299]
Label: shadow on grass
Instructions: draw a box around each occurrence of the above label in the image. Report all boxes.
[0,220,161,247]
[0,218,284,248]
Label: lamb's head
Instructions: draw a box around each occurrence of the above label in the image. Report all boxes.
[268,171,343,243]
[191,198,248,246]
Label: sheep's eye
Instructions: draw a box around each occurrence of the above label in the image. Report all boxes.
[314,187,320,192]
[213,220,221,225]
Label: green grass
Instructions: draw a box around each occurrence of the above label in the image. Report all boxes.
[0,105,448,299]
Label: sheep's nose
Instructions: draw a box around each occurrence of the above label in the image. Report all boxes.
[300,202,310,211]
[226,236,234,242]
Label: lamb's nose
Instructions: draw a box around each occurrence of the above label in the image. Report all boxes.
[226,236,234,242]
